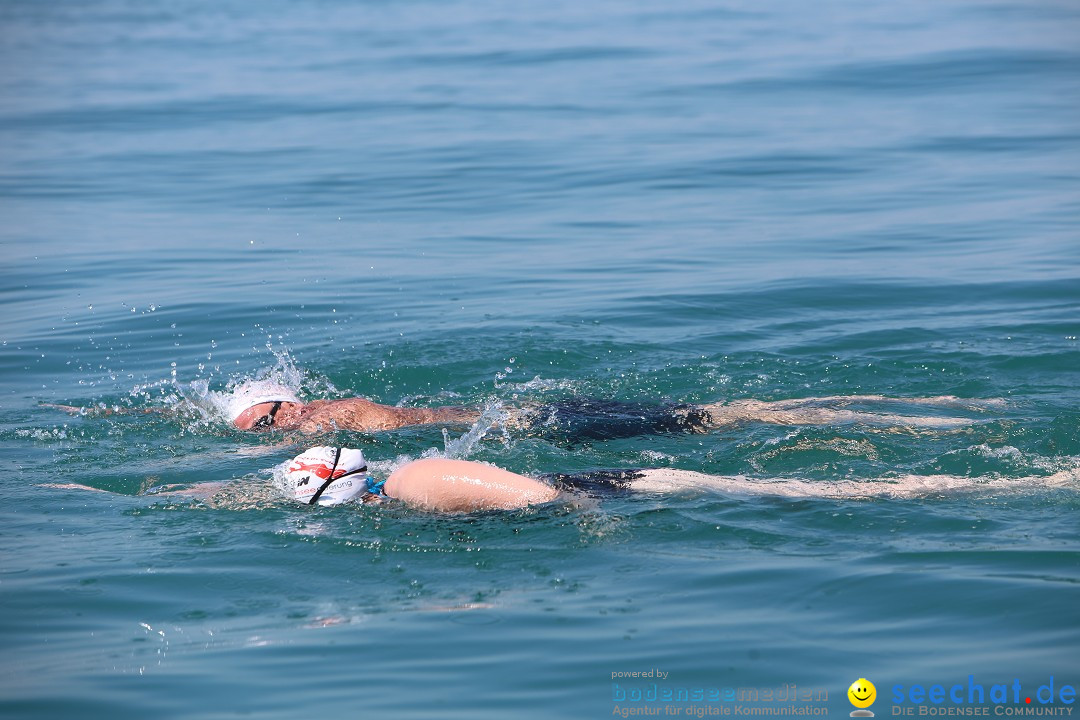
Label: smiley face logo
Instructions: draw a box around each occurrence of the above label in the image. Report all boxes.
[848,678,876,715]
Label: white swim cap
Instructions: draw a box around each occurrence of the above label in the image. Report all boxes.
[286,446,369,506]
[228,380,300,422]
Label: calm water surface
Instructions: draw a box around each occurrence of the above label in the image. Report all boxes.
[1,1,1078,718]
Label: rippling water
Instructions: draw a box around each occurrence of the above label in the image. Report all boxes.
[1,1,1078,718]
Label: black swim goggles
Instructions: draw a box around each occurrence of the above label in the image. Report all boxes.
[251,401,284,429]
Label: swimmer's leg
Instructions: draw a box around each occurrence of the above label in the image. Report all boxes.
[625,467,1079,499]
[699,396,993,430]
[505,394,998,438]
[766,395,1006,411]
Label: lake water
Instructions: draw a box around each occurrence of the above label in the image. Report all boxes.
[1,1,1078,718]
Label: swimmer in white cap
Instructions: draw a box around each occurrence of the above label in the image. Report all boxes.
[276,445,1080,511]
[49,379,1001,437]
[231,390,996,436]
[49,444,1075,512]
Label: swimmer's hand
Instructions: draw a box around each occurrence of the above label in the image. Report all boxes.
[41,403,88,413]
[41,482,110,493]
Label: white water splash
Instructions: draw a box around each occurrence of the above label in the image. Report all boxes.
[502,375,582,394]
[441,401,510,459]
[174,346,338,425]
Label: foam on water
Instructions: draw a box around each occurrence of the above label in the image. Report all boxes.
[440,401,513,459]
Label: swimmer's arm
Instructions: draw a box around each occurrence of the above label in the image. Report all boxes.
[42,481,224,499]
[293,399,480,433]
[384,459,559,512]
[41,403,171,417]
[433,405,482,423]
[42,482,112,493]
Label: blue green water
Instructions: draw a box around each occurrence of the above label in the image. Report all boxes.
[1,1,1079,717]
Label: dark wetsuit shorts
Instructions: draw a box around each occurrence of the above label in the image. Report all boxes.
[542,468,645,497]
[526,397,712,441]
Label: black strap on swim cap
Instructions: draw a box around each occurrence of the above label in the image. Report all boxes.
[307,447,369,506]
[307,447,343,506]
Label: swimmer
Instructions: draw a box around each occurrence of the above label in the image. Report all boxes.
[48,378,1002,437]
[47,445,1078,513]
[229,388,999,436]
[282,446,1080,510]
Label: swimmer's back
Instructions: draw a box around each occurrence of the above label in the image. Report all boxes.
[385,458,559,511]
